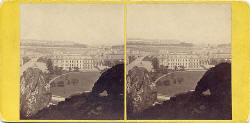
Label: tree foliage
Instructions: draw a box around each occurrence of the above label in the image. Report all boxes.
[152,57,159,72]
[47,59,54,74]
[37,57,48,63]
[54,66,63,75]
[128,56,136,63]
[74,67,79,72]
[23,57,31,65]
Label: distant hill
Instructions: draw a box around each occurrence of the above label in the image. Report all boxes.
[21,39,88,48]
[127,38,181,44]
[127,39,193,47]
[217,43,231,48]
[111,45,124,49]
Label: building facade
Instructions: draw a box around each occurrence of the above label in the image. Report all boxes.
[158,52,231,70]
[158,53,204,70]
[51,55,96,71]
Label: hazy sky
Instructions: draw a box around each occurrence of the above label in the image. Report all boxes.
[20,4,124,46]
[127,4,231,44]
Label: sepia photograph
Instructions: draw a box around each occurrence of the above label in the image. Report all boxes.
[19,2,232,121]
[20,3,124,120]
[126,3,232,120]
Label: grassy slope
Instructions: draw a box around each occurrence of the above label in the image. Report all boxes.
[157,71,206,97]
[51,72,100,98]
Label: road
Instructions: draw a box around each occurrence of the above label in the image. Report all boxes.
[154,72,173,84]
[154,71,183,84]
[126,54,149,75]
[49,72,73,84]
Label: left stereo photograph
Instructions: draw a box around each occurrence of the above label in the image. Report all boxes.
[20,3,125,120]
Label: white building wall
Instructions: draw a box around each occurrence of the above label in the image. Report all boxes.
[52,56,95,71]
[159,54,202,70]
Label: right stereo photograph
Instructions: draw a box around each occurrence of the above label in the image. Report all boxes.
[126,3,232,120]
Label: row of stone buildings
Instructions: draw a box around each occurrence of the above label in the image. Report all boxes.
[52,55,97,71]
[126,48,231,70]
[51,53,124,71]
[158,52,231,70]
[21,45,125,71]
[158,53,202,70]
[21,46,231,71]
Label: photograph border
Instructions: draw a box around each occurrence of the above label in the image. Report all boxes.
[0,0,249,122]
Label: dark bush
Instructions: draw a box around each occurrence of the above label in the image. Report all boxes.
[164,79,170,86]
[92,64,124,97]
[177,77,184,84]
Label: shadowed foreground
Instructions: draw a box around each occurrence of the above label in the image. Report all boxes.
[29,93,124,120]
[22,64,124,120]
[128,63,231,120]
[128,91,231,120]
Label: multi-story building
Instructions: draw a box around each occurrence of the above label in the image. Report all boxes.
[210,53,231,61]
[158,52,203,70]
[51,53,124,71]
[158,52,231,70]
[102,53,124,67]
[51,55,95,71]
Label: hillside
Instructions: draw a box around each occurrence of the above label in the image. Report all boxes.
[23,64,124,120]
[29,93,124,120]
[128,91,231,120]
[51,72,100,98]
[21,39,88,48]
[128,63,231,120]
[157,71,206,97]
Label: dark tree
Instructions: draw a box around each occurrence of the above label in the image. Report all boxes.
[74,67,79,72]
[177,77,184,84]
[112,60,124,66]
[174,66,178,71]
[37,57,48,63]
[103,60,112,67]
[164,79,171,86]
[47,59,54,74]
[179,65,185,71]
[173,79,177,84]
[128,56,136,63]
[160,65,169,74]
[210,58,218,65]
[71,79,79,86]
[54,66,63,75]
[22,57,31,65]
[194,62,231,119]
[152,57,159,72]
[92,64,124,97]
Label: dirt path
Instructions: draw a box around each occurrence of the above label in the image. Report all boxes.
[49,72,75,84]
